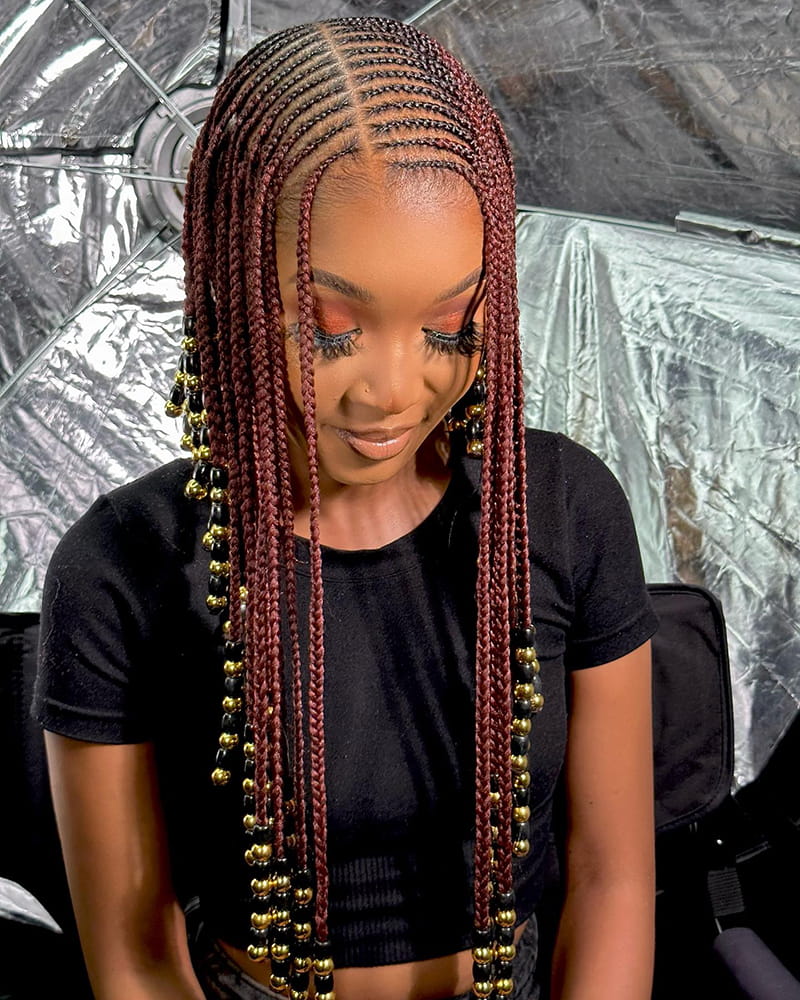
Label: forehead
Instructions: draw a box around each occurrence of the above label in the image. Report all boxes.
[275,163,485,295]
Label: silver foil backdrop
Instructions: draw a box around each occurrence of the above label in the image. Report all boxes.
[0,0,798,786]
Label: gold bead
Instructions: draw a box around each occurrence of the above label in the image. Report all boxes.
[495,908,516,927]
[242,778,255,795]
[185,374,201,392]
[495,943,516,961]
[510,753,528,772]
[290,990,308,1000]
[316,993,336,1000]
[294,886,313,906]
[496,977,514,996]
[513,770,531,789]
[293,921,312,940]
[243,814,256,831]
[182,336,198,352]
[174,370,187,386]
[489,790,501,807]
[269,975,288,991]
[514,682,533,700]
[210,767,230,786]
[209,560,231,575]
[531,693,545,711]
[513,805,531,823]
[251,911,271,930]
[164,400,183,417]
[466,402,485,418]
[184,479,208,500]
[271,908,291,926]
[513,839,530,857]
[466,439,484,456]
[251,878,271,896]
[210,524,230,539]
[240,585,248,600]
[202,531,215,550]
[223,696,242,713]
[210,487,229,503]
[192,445,211,462]
[512,717,531,736]
[473,981,494,998]
[314,957,334,975]
[206,595,228,611]
[180,432,193,450]
[472,946,493,964]
[219,732,239,750]
[270,942,290,961]
[477,363,486,379]
[292,953,312,973]
[251,843,273,861]
[247,944,269,962]
[187,409,204,428]
[514,646,538,663]
[243,741,255,759]
[224,659,244,676]
[273,871,291,892]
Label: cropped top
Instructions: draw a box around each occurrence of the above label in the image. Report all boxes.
[34,429,658,967]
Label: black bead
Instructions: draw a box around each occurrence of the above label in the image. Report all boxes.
[225,639,245,659]
[495,924,514,946]
[313,938,333,961]
[221,712,239,731]
[289,971,310,991]
[250,927,269,943]
[215,749,230,769]
[187,390,204,412]
[314,973,334,993]
[192,426,210,450]
[512,821,530,841]
[532,674,543,696]
[472,926,493,948]
[471,378,487,402]
[293,868,313,889]
[169,384,185,407]
[211,538,229,560]
[292,903,313,921]
[511,734,529,756]
[193,460,211,484]
[209,502,229,527]
[513,625,536,646]
[243,760,255,778]
[224,676,242,696]
[473,961,493,982]
[270,959,290,978]
[513,787,530,808]
[494,890,515,910]
[514,659,534,682]
[243,795,255,813]
[514,698,533,719]
[466,417,484,440]
[183,351,202,376]
[496,960,513,979]
[183,315,196,336]
[210,466,229,489]
[253,824,273,842]
[209,573,229,597]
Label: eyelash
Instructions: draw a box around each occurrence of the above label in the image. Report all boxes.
[286,321,483,361]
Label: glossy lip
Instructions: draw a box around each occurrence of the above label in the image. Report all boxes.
[333,425,417,461]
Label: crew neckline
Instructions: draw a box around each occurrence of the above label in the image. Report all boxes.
[293,462,475,579]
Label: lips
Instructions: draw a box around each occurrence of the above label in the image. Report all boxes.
[333,425,416,461]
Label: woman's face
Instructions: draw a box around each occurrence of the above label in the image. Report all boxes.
[276,168,485,490]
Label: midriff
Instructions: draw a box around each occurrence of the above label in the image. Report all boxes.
[219,921,527,1000]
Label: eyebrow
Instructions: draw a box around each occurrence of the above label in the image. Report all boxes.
[304,266,484,304]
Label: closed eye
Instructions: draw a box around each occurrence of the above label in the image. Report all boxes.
[422,320,484,357]
[286,322,360,361]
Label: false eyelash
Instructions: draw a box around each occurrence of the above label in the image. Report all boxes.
[423,320,484,357]
[286,322,359,361]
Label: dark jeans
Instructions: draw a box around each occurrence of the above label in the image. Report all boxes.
[186,902,540,1000]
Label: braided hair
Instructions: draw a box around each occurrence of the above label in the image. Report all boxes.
[171,17,540,999]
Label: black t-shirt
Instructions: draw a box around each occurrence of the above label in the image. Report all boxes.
[35,429,658,966]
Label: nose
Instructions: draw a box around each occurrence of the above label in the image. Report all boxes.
[352,333,422,416]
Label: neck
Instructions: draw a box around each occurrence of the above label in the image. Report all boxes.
[290,433,452,550]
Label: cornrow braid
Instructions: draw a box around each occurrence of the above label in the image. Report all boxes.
[168,17,542,1000]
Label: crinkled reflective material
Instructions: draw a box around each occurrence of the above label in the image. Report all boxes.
[417,0,800,230]
[517,209,800,785]
[0,0,798,790]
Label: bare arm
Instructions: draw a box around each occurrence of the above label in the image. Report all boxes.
[45,733,206,1000]
[550,641,655,1000]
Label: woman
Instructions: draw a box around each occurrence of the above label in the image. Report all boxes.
[36,17,657,1000]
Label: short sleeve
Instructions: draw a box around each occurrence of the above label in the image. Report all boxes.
[34,495,155,743]
[559,436,659,669]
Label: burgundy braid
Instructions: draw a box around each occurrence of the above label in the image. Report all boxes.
[180,14,533,975]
